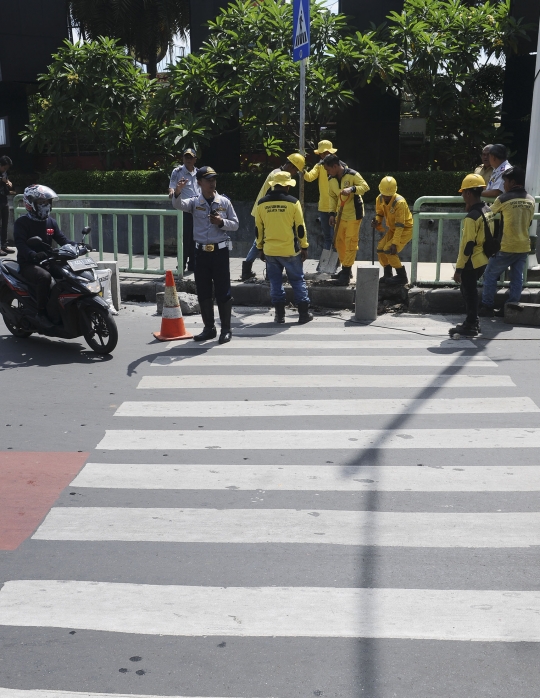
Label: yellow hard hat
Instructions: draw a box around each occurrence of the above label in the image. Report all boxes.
[379,176,398,196]
[459,173,487,192]
[314,139,337,155]
[287,153,305,170]
[268,171,297,188]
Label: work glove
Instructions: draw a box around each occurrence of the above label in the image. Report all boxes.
[34,252,48,262]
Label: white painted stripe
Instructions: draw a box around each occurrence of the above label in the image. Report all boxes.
[0,692,240,698]
[165,339,476,349]
[153,355,494,367]
[72,463,540,492]
[1,580,540,641]
[115,397,536,418]
[97,428,540,450]
[138,374,514,390]
[32,508,540,548]
[183,326,446,336]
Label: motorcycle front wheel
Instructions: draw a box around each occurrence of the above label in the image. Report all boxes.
[83,307,118,354]
[1,290,33,338]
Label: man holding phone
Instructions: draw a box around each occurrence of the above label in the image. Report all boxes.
[169,148,200,272]
[173,166,239,344]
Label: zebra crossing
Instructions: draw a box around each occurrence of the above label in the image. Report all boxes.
[2,311,540,696]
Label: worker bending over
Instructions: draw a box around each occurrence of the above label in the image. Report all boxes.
[304,140,338,250]
[255,171,312,325]
[372,176,413,286]
[323,154,369,286]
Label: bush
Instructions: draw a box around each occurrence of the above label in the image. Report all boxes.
[38,168,469,204]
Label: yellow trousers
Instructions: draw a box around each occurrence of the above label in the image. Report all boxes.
[335,218,361,267]
[377,229,412,269]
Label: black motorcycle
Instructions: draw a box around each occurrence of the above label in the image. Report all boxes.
[0,227,118,354]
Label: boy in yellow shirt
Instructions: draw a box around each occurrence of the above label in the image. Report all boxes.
[323,154,370,286]
[449,173,491,337]
[371,176,413,286]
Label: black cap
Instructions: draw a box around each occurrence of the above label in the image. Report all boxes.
[196,166,217,180]
[489,144,507,160]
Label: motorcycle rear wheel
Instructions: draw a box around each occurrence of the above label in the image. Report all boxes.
[1,291,33,338]
[83,307,118,354]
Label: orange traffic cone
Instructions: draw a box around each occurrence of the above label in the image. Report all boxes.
[153,270,193,341]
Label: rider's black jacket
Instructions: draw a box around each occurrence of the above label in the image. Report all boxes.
[14,216,72,266]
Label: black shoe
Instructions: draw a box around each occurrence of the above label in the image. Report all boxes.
[1,245,16,254]
[334,266,352,286]
[385,266,408,285]
[493,307,505,318]
[274,302,286,324]
[478,304,494,317]
[297,301,313,324]
[241,261,256,281]
[34,311,54,330]
[217,298,233,343]
[380,265,393,283]
[194,326,217,342]
[449,321,479,337]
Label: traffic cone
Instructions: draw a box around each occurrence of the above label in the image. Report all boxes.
[153,271,193,341]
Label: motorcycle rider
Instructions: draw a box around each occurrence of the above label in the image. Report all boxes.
[14,185,75,329]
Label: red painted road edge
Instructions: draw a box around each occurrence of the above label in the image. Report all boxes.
[0,451,89,550]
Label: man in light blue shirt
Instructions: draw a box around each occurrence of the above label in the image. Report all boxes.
[484,144,512,199]
[169,148,200,272]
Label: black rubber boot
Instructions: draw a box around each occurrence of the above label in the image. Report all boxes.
[274,302,286,324]
[449,321,479,338]
[334,266,352,286]
[194,298,217,341]
[297,301,313,324]
[241,261,256,281]
[385,266,408,286]
[217,298,233,344]
[380,265,393,283]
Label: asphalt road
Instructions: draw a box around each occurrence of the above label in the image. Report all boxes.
[1,305,540,698]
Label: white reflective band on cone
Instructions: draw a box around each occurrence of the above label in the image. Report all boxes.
[162,306,182,319]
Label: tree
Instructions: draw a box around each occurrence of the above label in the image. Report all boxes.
[151,0,404,162]
[20,38,157,169]
[69,0,189,77]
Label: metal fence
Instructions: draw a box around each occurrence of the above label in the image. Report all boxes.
[410,195,540,287]
[13,195,183,276]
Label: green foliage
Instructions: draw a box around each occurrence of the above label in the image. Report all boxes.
[20,38,158,169]
[69,0,189,77]
[39,168,468,204]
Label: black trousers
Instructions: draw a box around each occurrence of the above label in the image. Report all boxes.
[183,212,195,271]
[20,264,52,310]
[194,245,231,304]
[461,263,486,324]
[0,204,8,246]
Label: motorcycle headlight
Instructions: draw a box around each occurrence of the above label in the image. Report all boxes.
[83,280,102,293]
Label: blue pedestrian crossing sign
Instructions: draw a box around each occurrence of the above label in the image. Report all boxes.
[292,0,310,62]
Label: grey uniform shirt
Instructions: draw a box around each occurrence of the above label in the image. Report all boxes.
[169,165,201,199]
[172,192,239,245]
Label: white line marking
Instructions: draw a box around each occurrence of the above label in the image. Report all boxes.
[115,397,535,418]
[32,508,540,548]
[72,463,540,492]
[0,692,243,698]
[165,339,475,350]
[152,355,495,367]
[1,581,540,641]
[138,374,514,390]
[96,428,540,450]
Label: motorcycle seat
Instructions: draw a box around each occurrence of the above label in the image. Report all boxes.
[2,260,26,282]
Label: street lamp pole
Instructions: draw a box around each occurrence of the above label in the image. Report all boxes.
[525,25,540,262]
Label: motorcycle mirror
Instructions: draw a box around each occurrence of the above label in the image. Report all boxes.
[81,227,91,237]
[27,236,52,251]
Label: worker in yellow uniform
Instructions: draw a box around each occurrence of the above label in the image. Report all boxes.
[323,153,369,286]
[241,153,305,280]
[255,171,312,325]
[371,176,413,286]
[449,173,491,337]
[304,139,337,251]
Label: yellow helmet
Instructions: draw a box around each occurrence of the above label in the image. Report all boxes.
[287,153,305,171]
[459,173,487,192]
[379,176,397,196]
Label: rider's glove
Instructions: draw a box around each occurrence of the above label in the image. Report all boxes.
[34,252,48,262]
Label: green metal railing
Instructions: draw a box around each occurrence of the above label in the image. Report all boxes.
[13,194,183,276]
[410,195,540,286]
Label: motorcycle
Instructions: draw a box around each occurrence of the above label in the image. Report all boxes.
[0,227,118,354]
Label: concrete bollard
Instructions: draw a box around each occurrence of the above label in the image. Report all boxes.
[96,261,121,310]
[354,267,379,322]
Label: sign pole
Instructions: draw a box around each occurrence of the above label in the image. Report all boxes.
[299,57,306,210]
[525,24,540,266]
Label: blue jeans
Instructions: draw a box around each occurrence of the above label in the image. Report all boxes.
[265,254,310,305]
[319,211,334,250]
[245,238,259,264]
[481,251,528,307]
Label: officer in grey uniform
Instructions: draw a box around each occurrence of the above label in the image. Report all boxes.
[173,166,239,344]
